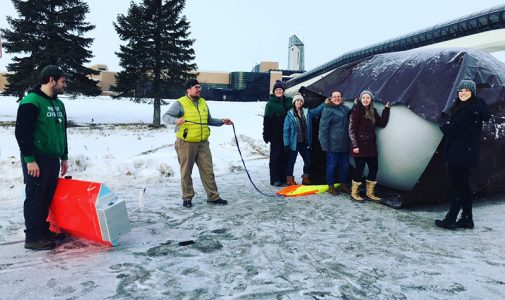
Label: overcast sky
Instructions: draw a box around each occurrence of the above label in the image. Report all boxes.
[1,0,505,73]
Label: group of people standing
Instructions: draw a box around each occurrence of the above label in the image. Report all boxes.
[263,81,391,202]
[14,64,490,251]
[262,78,490,231]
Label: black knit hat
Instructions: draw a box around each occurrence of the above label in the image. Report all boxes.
[272,80,285,93]
[185,79,200,89]
[39,65,71,80]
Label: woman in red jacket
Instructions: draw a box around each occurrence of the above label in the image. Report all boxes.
[348,90,391,202]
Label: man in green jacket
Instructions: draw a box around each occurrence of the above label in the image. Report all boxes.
[263,80,292,186]
[15,65,70,251]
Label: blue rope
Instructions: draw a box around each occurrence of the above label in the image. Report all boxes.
[184,120,279,197]
[230,123,279,198]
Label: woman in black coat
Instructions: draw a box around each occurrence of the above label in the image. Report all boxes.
[436,78,491,230]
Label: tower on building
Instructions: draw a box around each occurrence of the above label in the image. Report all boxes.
[288,35,304,71]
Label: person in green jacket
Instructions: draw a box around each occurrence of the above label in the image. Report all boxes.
[263,80,293,186]
[15,65,70,251]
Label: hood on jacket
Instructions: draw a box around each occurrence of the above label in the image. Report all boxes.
[324,97,347,108]
[29,84,58,101]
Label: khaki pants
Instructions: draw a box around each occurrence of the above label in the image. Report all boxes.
[175,138,220,201]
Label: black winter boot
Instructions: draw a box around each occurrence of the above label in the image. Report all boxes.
[207,198,228,205]
[24,238,56,251]
[435,214,457,230]
[456,214,474,229]
[45,230,66,241]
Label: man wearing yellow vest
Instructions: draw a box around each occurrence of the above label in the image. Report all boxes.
[163,79,233,208]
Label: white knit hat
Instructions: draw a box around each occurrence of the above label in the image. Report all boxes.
[292,93,304,104]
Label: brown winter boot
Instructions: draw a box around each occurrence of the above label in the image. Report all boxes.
[328,185,339,196]
[365,180,381,202]
[351,180,364,202]
[339,183,351,195]
[286,176,297,186]
[301,174,310,185]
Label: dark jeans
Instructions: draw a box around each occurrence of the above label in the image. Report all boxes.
[286,143,311,176]
[21,154,60,242]
[446,163,472,221]
[269,139,287,184]
[326,152,350,185]
[353,157,378,182]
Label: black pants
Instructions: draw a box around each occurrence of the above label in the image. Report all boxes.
[353,157,378,182]
[269,139,287,184]
[446,163,472,221]
[286,143,311,176]
[21,154,60,242]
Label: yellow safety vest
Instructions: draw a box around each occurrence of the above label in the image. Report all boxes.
[176,96,211,142]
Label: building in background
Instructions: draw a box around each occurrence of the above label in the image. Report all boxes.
[88,64,118,96]
[0,72,8,91]
[198,61,304,102]
[1,36,306,100]
[288,35,304,71]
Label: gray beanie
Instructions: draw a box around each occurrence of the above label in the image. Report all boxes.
[456,78,476,95]
[359,90,374,101]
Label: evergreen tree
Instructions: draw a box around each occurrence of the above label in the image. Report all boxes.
[114,0,197,126]
[1,0,101,100]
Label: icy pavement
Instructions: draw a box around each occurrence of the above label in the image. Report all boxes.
[1,97,504,299]
[1,167,505,299]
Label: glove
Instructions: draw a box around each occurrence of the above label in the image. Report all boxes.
[263,134,270,144]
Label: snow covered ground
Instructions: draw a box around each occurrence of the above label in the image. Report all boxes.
[1,96,504,299]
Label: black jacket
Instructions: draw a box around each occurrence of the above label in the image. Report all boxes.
[440,96,491,168]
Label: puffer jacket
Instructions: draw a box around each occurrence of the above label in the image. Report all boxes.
[319,99,351,152]
[349,104,390,158]
[263,94,292,143]
[440,96,491,168]
[283,103,324,151]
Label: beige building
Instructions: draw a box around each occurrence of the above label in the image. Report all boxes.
[0,65,116,95]
[253,61,279,73]
[1,61,301,99]
[88,64,118,96]
[0,72,8,92]
[0,65,118,96]
[196,71,229,87]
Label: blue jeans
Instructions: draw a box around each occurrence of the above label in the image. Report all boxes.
[326,152,350,185]
[287,143,311,176]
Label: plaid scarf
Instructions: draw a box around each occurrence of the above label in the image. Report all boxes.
[294,110,307,143]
